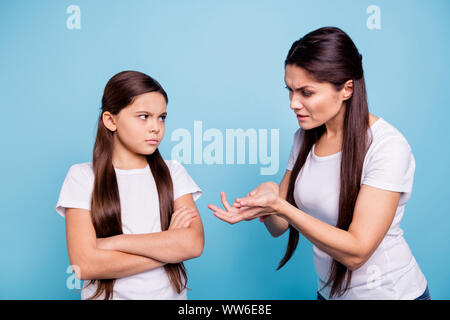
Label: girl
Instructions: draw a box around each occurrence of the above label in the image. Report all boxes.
[56,70,204,300]
[208,27,430,300]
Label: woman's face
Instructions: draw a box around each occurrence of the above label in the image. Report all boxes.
[106,91,167,156]
[284,64,351,130]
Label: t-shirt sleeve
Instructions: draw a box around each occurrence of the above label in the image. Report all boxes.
[287,128,303,171]
[55,164,93,218]
[169,160,202,201]
[361,136,415,193]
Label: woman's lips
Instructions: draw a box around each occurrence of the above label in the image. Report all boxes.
[297,114,309,121]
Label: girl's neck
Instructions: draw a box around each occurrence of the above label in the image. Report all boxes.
[112,141,148,170]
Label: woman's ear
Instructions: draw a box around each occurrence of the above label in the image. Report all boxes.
[342,79,354,101]
[102,111,117,132]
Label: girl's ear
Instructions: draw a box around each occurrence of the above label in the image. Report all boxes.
[102,111,117,132]
[342,79,354,101]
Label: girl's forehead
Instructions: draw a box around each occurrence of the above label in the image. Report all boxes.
[128,92,167,113]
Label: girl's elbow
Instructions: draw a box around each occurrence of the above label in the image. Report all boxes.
[186,236,204,260]
[69,260,95,281]
[69,251,98,280]
[192,237,205,258]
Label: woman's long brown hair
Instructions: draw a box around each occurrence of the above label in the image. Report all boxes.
[277,27,373,298]
[85,70,187,300]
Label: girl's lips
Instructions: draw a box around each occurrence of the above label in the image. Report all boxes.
[145,139,159,145]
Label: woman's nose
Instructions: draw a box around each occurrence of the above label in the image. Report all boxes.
[290,96,303,110]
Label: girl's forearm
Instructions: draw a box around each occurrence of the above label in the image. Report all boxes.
[275,198,363,270]
[79,248,166,280]
[108,229,203,263]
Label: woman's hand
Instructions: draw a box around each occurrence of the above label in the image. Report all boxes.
[168,206,198,230]
[208,182,281,224]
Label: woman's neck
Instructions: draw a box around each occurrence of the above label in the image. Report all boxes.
[324,105,346,140]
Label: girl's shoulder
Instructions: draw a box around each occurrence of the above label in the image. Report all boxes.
[67,162,94,180]
[163,159,187,176]
[163,159,180,169]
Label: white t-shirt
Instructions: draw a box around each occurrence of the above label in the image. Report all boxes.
[56,159,202,300]
[286,118,427,300]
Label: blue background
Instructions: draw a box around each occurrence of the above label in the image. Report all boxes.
[1,0,449,299]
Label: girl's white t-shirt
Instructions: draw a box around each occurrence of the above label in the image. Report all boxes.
[286,118,427,300]
[56,159,202,300]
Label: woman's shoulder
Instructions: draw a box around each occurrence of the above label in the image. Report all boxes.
[365,118,414,170]
[369,117,412,151]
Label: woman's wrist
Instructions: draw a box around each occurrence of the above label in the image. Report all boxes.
[273,197,293,220]
[272,196,286,214]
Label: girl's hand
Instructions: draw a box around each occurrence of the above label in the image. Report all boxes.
[208,183,280,224]
[168,206,197,230]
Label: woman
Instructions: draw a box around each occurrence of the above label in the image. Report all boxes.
[56,71,204,299]
[208,27,429,300]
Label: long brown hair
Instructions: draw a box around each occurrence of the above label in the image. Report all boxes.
[277,27,373,298]
[85,70,187,300]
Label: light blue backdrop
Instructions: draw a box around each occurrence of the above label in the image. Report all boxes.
[1,0,449,299]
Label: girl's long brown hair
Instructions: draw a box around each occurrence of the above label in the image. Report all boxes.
[85,70,187,300]
[277,27,373,298]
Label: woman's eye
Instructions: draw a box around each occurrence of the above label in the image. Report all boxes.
[302,90,312,97]
[138,115,147,120]
[159,115,166,122]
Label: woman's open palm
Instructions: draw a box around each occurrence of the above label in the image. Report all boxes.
[208,182,280,224]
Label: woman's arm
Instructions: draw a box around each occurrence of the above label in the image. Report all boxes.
[274,184,401,270]
[98,193,205,263]
[208,173,291,238]
[215,183,400,271]
[261,170,291,237]
[65,208,166,281]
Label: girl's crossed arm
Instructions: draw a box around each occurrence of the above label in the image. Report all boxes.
[66,208,166,281]
[96,193,205,264]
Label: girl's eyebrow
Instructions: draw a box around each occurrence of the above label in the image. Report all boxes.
[135,111,167,116]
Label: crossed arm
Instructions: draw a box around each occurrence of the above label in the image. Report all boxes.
[65,193,204,280]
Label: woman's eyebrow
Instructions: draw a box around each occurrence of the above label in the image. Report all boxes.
[285,84,315,91]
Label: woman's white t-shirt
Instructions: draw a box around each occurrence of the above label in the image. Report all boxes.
[286,118,427,300]
[56,159,202,300]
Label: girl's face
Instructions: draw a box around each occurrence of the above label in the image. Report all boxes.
[108,91,167,156]
[284,64,352,130]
